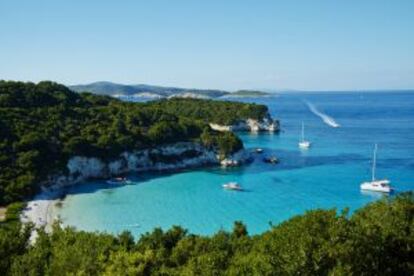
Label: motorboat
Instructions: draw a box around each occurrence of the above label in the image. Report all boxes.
[222,182,243,191]
[107,177,132,185]
[360,144,392,193]
[263,156,279,164]
[299,140,311,149]
[255,148,264,153]
[298,122,311,149]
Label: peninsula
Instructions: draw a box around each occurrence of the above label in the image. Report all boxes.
[0,81,278,206]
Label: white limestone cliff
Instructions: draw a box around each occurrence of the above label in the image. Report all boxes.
[42,142,252,190]
[22,143,253,236]
[209,113,279,133]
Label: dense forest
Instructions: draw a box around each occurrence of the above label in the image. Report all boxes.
[147,98,269,125]
[0,81,269,205]
[0,193,412,275]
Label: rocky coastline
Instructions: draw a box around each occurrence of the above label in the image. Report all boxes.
[20,114,278,234]
[21,142,254,231]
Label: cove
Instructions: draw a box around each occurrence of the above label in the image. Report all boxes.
[53,93,414,236]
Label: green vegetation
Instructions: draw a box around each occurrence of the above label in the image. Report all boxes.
[0,193,412,275]
[3,202,25,222]
[148,98,269,125]
[0,81,269,205]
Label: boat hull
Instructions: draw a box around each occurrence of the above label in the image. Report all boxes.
[360,180,392,193]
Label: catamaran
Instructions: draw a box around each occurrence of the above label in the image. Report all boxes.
[360,144,392,193]
[298,122,311,149]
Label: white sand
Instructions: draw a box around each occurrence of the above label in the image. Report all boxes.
[20,188,61,232]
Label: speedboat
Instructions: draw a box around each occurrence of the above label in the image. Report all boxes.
[107,177,132,185]
[298,122,311,149]
[222,182,243,191]
[360,144,393,193]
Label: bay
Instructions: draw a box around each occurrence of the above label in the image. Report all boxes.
[54,92,414,236]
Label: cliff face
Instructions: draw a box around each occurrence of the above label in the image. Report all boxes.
[40,116,277,191]
[36,112,277,192]
[209,114,279,132]
[45,142,252,190]
[22,142,252,234]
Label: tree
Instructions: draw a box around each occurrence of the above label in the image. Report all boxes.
[232,221,248,238]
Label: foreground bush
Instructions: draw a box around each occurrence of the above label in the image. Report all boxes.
[1,193,412,275]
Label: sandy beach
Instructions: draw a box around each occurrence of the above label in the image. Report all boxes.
[20,188,62,232]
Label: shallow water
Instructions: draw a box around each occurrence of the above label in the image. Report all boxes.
[54,92,414,236]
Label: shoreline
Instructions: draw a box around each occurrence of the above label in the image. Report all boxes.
[20,187,63,233]
[19,146,255,234]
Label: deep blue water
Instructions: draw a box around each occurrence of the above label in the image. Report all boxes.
[54,92,414,236]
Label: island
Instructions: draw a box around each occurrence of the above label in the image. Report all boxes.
[225,90,273,97]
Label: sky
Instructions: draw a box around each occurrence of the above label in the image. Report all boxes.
[0,0,413,91]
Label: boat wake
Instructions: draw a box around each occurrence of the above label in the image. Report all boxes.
[305,102,340,128]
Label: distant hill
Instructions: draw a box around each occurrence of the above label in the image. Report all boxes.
[69,82,272,99]
[69,81,229,99]
[70,82,137,96]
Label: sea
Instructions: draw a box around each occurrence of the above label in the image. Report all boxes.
[53,92,414,237]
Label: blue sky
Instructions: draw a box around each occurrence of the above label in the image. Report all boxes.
[0,0,413,91]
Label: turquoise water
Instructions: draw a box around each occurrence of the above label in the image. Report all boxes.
[55,92,414,236]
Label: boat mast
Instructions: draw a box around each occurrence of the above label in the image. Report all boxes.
[301,122,305,142]
[372,144,377,181]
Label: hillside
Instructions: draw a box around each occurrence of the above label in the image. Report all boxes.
[0,81,273,204]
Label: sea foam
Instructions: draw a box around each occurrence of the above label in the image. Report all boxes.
[305,102,340,128]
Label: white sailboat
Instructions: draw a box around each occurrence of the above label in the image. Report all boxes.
[360,144,392,193]
[298,122,311,149]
